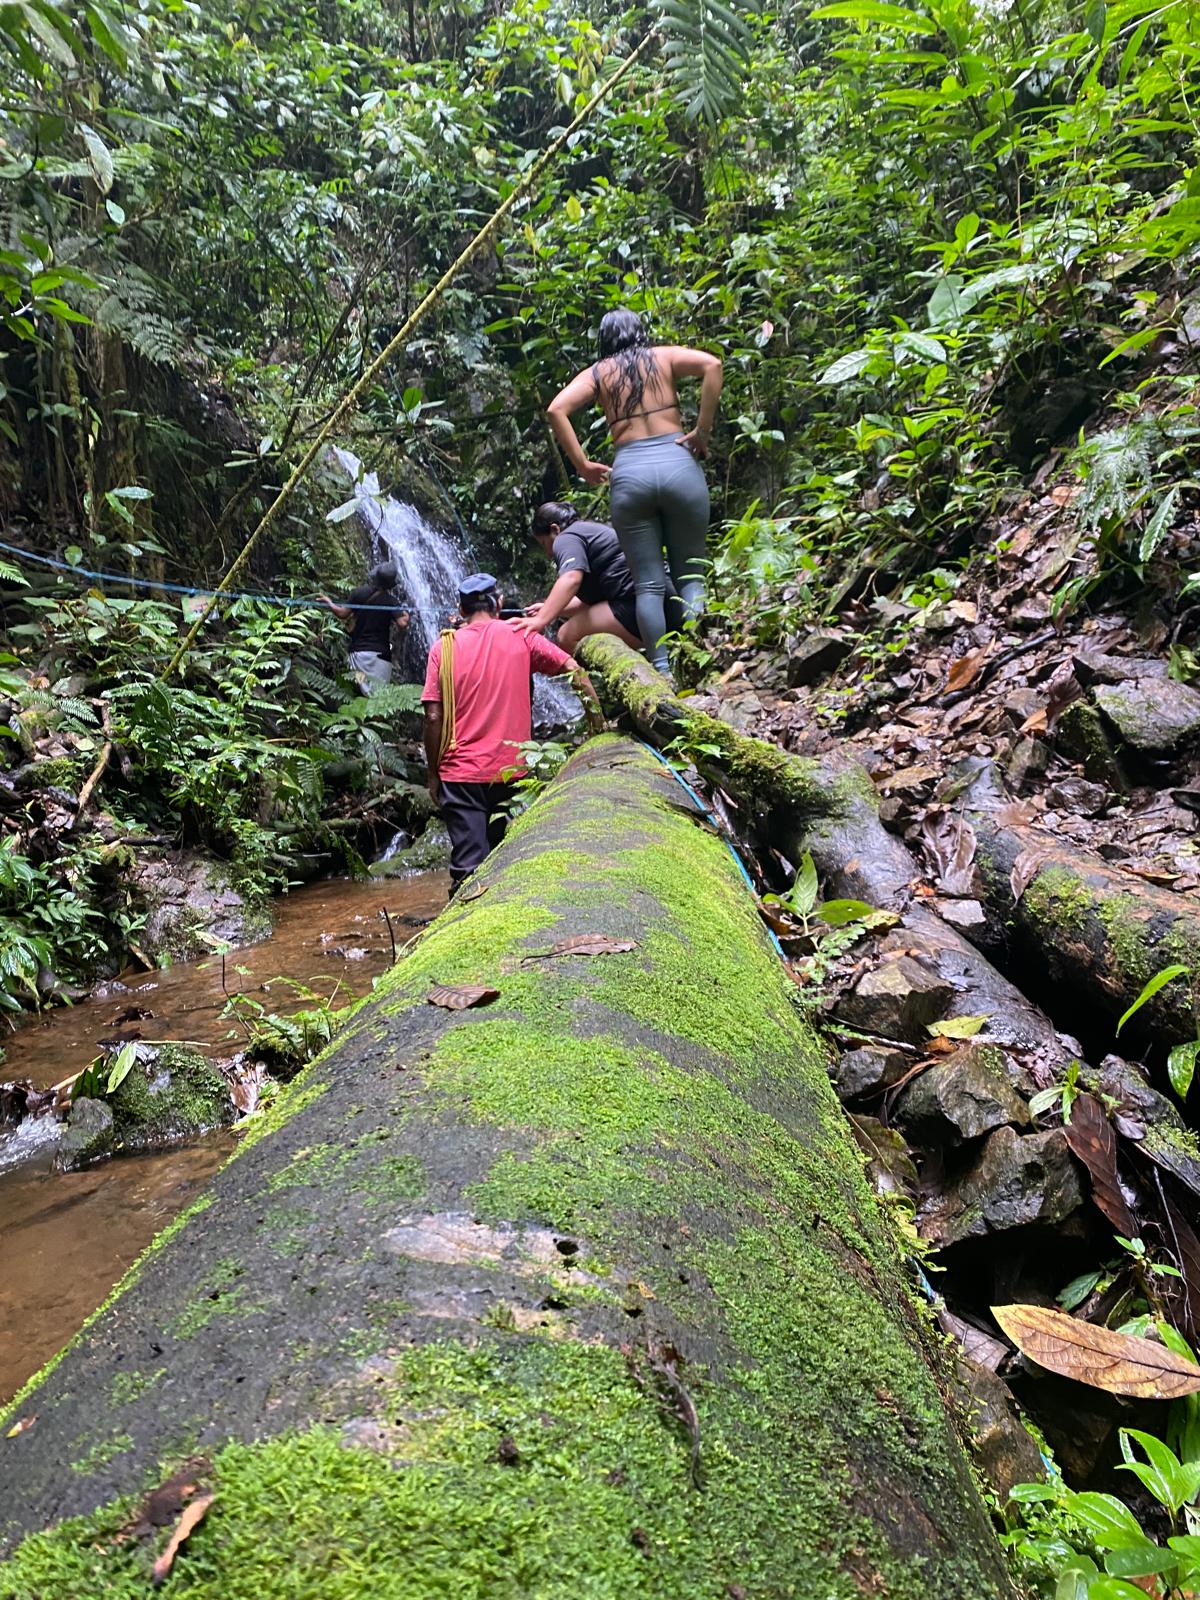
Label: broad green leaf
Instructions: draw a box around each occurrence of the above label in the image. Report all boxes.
[565,195,583,222]
[106,1041,138,1095]
[819,349,872,384]
[1168,1038,1200,1103]
[1115,964,1190,1035]
[84,2,128,65]
[1098,327,1159,369]
[1057,1270,1102,1311]
[790,850,819,916]
[1084,0,1107,47]
[104,198,125,225]
[896,330,947,364]
[63,545,82,566]
[813,898,876,926]
[1139,488,1178,565]
[1103,1545,1175,1579]
[1065,1491,1149,1550]
[812,0,931,29]
[929,1013,987,1039]
[325,499,361,524]
[79,124,114,194]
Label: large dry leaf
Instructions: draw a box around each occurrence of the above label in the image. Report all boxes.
[919,808,978,898]
[879,763,940,793]
[151,1493,214,1587]
[527,935,636,960]
[946,645,991,694]
[993,1303,1200,1398]
[1063,1092,1137,1236]
[426,983,500,1010]
[1010,849,1049,904]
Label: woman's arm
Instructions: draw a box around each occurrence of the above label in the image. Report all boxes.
[666,346,723,458]
[546,368,610,487]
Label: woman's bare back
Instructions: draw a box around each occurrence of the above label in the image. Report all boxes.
[594,347,683,444]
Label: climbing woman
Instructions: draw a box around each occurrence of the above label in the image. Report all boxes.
[546,309,722,677]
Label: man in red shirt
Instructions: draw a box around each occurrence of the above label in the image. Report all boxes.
[422,572,603,888]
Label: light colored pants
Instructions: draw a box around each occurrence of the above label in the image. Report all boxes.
[349,651,391,693]
[609,431,709,672]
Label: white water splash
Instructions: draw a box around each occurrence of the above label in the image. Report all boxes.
[0,1114,62,1176]
[332,447,578,727]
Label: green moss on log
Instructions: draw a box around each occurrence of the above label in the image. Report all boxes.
[1,739,1010,1598]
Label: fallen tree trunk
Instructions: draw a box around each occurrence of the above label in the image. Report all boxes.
[581,637,1070,1077]
[0,737,1011,1597]
[962,764,1200,1050]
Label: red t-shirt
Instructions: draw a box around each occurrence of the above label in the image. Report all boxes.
[422,617,573,783]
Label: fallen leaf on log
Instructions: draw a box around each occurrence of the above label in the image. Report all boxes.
[946,646,991,694]
[5,1415,35,1437]
[151,1493,214,1587]
[1010,849,1048,904]
[427,984,500,1010]
[937,1307,1009,1372]
[1063,1092,1137,1236]
[526,935,637,960]
[1018,707,1048,735]
[992,1303,1200,1398]
[458,882,489,902]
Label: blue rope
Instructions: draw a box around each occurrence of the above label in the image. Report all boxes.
[0,536,427,614]
[633,735,787,958]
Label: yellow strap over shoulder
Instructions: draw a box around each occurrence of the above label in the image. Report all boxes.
[437,629,457,760]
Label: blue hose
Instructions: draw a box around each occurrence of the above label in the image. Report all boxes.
[633,735,786,958]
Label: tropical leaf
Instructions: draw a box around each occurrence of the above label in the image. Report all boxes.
[653,0,755,124]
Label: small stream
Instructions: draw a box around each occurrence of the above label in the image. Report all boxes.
[0,870,448,1403]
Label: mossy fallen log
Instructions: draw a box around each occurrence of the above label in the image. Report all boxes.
[0,737,1011,1599]
[581,637,1070,1074]
[963,764,1200,1049]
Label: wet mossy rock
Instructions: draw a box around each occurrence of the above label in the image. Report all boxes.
[0,739,1011,1598]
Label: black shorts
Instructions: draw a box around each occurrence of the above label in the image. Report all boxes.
[609,591,640,642]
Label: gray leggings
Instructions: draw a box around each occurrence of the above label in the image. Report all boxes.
[609,432,710,671]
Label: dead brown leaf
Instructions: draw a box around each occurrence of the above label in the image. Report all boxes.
[945,600,978,624]
[426,983,500,1010]
[526,935,636,960]
[1010,849,1048,904]
[920,808,978,898]
[5,1415,35,1437]
[945,645,992,695]
[151,1493,214,1587]
[992,1303,1200,1398]
[1063,1093,1137,1236]
[1018,707,1049,735]
[879,763,940,793]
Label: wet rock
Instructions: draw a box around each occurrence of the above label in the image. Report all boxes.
[371,820,451,877]
[108,1044,235,1151]
[1094,679,1200,755]
[786,630,852,688]
[935,898,987,934]
[833,1044,910,1100]
[1005,736,1049,793]
[1055,700,1128,789]
[957,1358,1045,1500]
[1072,651,1167,687]
[1044,777,1109,815]
[56,1097,115,1168]
[130,851,272,963]
[833,956,956,1043]
[920,1127,1083,1247]
[896,1046,1031,1145]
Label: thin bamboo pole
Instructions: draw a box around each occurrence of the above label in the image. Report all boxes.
[160,30,658,682]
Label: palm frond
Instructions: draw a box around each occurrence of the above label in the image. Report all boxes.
[653,0,755,124]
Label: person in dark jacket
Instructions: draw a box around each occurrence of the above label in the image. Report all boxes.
[515,501,642,652]
[319,561,409,691]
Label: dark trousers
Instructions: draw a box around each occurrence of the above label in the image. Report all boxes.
[439,781,516,887]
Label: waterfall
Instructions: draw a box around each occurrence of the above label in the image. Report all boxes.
[331,447,579,727]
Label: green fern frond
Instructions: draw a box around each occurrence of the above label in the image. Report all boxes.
[1074,420,1158,532]
[653,0,755,124]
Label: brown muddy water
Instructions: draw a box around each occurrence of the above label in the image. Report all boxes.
[0,871,448,1403]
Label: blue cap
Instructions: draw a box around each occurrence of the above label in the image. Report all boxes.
[458,572,498,601]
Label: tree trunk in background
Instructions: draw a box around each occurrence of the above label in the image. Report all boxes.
[0,738,1011,1599]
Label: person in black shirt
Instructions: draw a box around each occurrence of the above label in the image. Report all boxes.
[515,502,643,653]
[319,561,409,692]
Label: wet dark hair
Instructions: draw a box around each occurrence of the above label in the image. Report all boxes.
[531,502,577,539]
[595,309,655,421]
[368,561,398,588]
